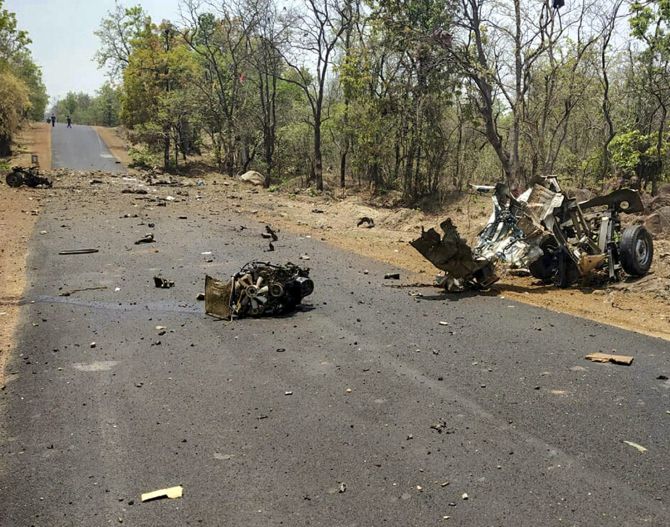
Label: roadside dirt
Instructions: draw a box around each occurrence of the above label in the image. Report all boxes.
[0,123,49,383]
[93,126,133,166]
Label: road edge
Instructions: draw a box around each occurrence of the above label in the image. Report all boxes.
[0,122,50,386]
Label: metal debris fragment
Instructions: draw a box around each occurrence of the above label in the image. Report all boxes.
[135,233,155,245]
[153,276,174,288]
[205,261,314,320]
[622,440,648,453]
[5,166,52,188]
[585,352,634,366]
[140,486,183,502]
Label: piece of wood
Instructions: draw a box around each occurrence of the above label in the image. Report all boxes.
[585,352,634,366]
[141,486,183,502]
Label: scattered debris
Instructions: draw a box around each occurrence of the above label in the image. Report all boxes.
[58,249,99,255]
[264,225,278,241]
[622,440,648,453]
[135,233,155,245]
[5,166,52,188]
[153,276,174,288]
[265,242,275,252]
[338,482,347,493]
[312,208,325,213]
[140,486,183,502]
[299,254,310,260]
[121,188,148,195]
[284,390,293,396]
[585,352,634,366]
[205,261,314,320]
[357,216,375,228]
[384,273,400,280]
[430,420,448,433]
[59,286,107,296]
[196,293,205,301]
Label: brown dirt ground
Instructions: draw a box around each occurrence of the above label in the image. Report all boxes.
[93,126,133,166]
[93,128,670,341]
[0,122,50,384]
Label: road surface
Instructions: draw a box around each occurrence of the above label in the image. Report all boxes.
[51,123,125,172]
[0,134,668,526]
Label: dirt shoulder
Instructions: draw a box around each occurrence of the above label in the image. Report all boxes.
[94,126,133,166]
[0,123,49,384]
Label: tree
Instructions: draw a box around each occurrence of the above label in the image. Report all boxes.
[276,0,352,191]
[629,0,670,194]
[0,0,46,155]
[122,20,200,169]
[95,2,149,80]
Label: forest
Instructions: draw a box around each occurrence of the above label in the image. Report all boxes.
[13,1,670,200]
[0,0,48,157]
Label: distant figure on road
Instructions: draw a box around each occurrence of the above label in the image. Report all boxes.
[51,113,56,127]
[66,116,72,128]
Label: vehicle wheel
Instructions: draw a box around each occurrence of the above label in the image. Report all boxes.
[5,171,23,188]
[620,225,653,276]
[556,248,579,288]
[529,237,559,283]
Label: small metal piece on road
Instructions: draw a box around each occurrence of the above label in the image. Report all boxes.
[58,249,99,255]
[135,233,155,245]
[338,482,346,493]
[623,440,648,453]
[153,276,174,288]
[140,486,183,502]
[384,273,400,280]
[284,391,293,396]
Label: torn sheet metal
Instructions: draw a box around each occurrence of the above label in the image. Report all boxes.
[410,219,498,290]
[205,261,314,320]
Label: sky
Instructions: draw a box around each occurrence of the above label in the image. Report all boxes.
[7,0,183,104]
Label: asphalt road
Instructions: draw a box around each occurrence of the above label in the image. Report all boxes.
[51,123,125,172]
[1,147,669,526]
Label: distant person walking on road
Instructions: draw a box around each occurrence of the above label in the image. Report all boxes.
[66,116,72,128]
[51,113,56,127]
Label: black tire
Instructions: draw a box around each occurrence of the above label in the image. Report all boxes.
[529,237,559,283]
[5,171,23,188]
[620,225,653,276]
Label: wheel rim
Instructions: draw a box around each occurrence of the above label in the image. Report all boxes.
[635,237,650,265]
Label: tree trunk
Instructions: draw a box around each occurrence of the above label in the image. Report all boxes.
[314,118,323,191]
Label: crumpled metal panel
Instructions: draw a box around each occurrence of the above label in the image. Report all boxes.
[410,219,485,278]
[205,275,234,319]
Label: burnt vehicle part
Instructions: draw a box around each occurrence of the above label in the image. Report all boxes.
[205,261,314,320]
[410,218,499,290]
[525,177,653,286]
[5,166,52,188]
[412,178,653,290]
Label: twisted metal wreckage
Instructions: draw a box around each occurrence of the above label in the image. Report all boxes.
[205,261,314,320]
[411,176,654,291]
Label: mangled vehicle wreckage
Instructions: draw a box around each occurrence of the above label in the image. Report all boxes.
[412,176,654,290]
[205,261,314,320]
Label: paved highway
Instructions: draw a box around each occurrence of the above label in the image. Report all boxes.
[0,133,668,526]
[51,123,125,172]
